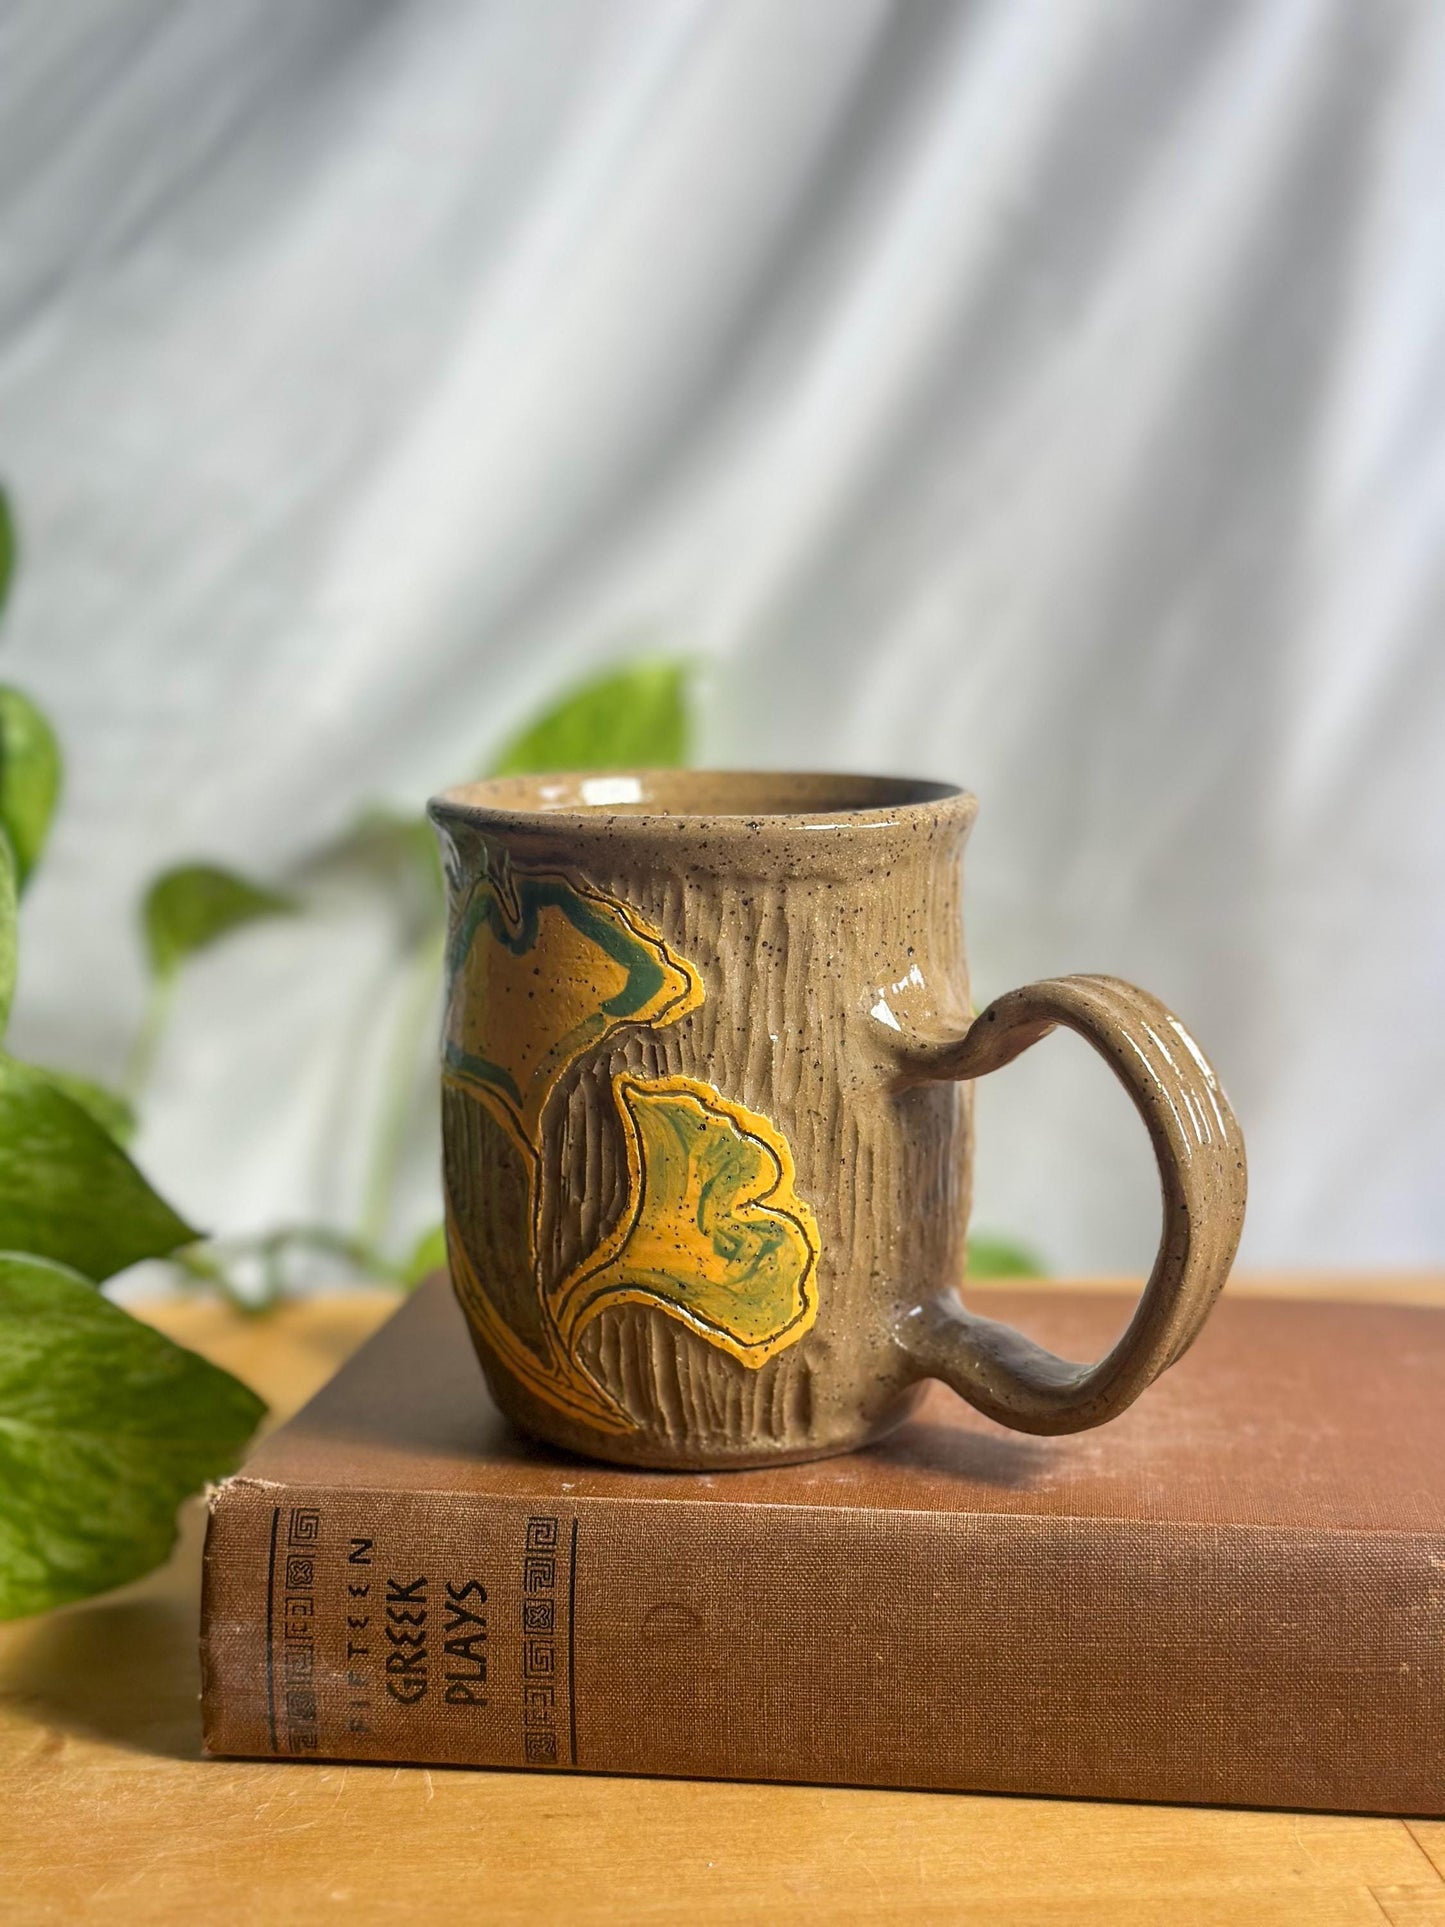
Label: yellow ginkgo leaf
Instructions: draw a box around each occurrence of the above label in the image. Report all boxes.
[442,863,702,1159]
[553,1074,821,1368]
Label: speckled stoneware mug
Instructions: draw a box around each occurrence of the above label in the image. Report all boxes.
[429,771,1246,1469]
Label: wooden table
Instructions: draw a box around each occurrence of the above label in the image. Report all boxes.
[3,1276,1444,1925]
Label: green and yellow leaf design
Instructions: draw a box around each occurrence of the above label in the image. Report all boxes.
[442,864,702,1158]
[443,858,822,1435]
[446,1203,635,1435]
[554,1074,820,1368]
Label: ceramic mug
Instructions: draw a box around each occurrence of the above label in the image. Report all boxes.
[430,771,1246,1469]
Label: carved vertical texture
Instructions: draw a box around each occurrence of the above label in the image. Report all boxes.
[439,794,976,1466]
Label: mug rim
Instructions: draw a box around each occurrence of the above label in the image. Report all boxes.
[428,768,979,838]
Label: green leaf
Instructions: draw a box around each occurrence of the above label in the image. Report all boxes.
[0,487,14,624]
[0,1055,196,1279]
[303,805,443,947]
[967,1234,1047,1280]
[403,1221,447,1288]
[0,835,15,1039]
[142,863,294,982]
[28,1066,136,1145]
[0,687,61,888]
[340,806,441,885]
[489,659,691,776]
[0,1254,265,1618]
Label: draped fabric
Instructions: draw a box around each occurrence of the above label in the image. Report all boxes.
[2,0,1441,1275]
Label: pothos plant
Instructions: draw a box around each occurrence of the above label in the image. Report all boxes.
[0,483,694,1620]
[0,491,264,1620]
[141,654,695,1307]
[0,481,1040,1621]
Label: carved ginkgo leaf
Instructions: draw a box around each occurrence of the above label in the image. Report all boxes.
[554,1074,820,1368]
[442,864,702,1158]
[445,1200,634,1435]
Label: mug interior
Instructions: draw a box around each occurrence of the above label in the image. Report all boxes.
[433,768,966,823]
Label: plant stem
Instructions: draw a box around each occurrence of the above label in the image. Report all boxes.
[167,1223,407,1313]
[124,975,176,1099]
[167,1242,260,1315]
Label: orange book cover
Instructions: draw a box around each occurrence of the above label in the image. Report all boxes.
[202,1278,1445,1814]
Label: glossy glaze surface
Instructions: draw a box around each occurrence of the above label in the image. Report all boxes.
[430,770,1246,1468]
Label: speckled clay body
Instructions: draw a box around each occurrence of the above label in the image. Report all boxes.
[429,771,1246,1470]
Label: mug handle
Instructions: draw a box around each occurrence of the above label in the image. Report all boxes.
[893,974,1246,1434]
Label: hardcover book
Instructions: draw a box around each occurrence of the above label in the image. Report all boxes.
[201,1277,1445,1813]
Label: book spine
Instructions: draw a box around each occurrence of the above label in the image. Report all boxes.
[200,1476,1445,1813]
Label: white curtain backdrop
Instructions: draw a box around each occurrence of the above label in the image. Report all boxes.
[1,0,1442,1279]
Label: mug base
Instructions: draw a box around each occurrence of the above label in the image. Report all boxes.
[466,1325,927,1472]
[511,1404,923,1473]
